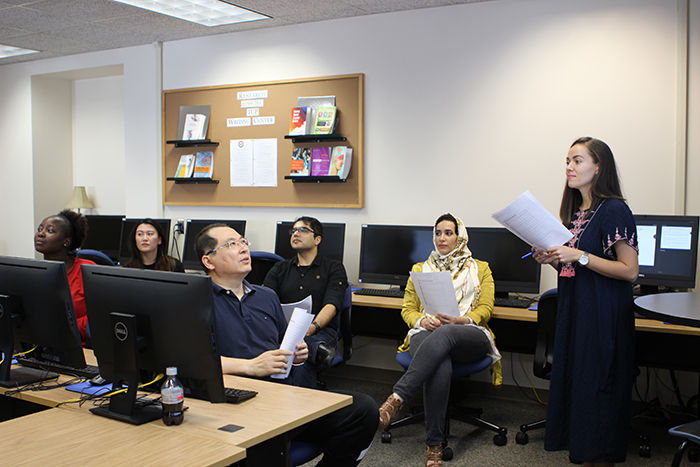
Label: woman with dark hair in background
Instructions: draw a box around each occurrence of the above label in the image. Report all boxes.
[533,137,638,466]
[34,209,94,344]
[124,218,184,272]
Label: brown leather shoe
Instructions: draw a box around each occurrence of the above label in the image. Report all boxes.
[426,444,443,467]
[377,393,403,431]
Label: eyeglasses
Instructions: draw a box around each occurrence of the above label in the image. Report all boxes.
[205,238,251,255]
[289,227,315,236]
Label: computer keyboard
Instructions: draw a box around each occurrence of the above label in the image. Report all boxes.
[224,387,258,403]
[354,288,405,298]
[16,356,101,379]
[494,297,535,309]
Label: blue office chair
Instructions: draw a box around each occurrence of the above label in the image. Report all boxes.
[77,249,116,266]
[290,441,324,466]
[247,251,284,285]
[381,351,507,458]
[318,286,353,370]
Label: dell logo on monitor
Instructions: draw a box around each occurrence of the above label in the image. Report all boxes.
[114,322,128,341]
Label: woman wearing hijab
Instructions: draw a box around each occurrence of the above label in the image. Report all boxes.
[377,213,502,467]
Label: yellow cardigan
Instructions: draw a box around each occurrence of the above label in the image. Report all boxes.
[397,259,503,387]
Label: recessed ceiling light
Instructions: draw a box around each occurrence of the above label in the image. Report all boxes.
[114,0,270,27]
[0,44,40,59]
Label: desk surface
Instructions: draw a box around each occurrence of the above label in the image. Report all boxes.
[353,293,700,337]
[0,407,245,467]
[2,350,352,465]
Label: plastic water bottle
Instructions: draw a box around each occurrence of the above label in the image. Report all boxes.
[161,367,184,426]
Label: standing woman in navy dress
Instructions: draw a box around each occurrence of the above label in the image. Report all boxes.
[532,137,638,466]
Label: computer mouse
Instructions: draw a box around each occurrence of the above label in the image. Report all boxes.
[89,374,109,386]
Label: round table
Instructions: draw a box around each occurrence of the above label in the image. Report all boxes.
[634,292,700,327]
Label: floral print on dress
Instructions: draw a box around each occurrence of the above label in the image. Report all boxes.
[560,210,590,278]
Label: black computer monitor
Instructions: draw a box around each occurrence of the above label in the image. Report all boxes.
[275,221,346,262]
[0,256,86,388]
[465,227,541,297]
[358,224,435,288]
[182,219,247,270]
[81,215,125,260]
[82,264,226,424]
[118,218,172,266]
[634,214,699,292]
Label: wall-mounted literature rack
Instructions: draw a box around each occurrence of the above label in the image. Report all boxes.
[166,178,219,185]
[166,139,220,148]
[284,135,347,144]
[284,176,347,183]
[163,73,363,208]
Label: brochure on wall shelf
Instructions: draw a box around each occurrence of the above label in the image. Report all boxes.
[289,107,311,135]
[174,154,195,178]
[290,147,311,176]
[491,190,573,250]
[182,114,207,140]
[328,146,352,178]
[193,151,214,178]
[177,105,211,141]
[310,147,331,176]
[313,106,337,135]
[297,96,336,134]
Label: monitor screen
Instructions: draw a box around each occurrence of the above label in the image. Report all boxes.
[182,219,246,270]
[0,256,86,387]
[81,215,125,260]
[358,224,435,287]
[634,214,699,291]
[83,265,226,424]
[275,221,346,263]
[118,218,172,266]
[465,227,541,297]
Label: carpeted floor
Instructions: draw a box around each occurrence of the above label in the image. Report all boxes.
[302,366,698,467]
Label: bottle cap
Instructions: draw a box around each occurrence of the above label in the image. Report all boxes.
[166,367,177,376]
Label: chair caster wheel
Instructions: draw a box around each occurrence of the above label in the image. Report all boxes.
[381,431,392,444]
[516,431,529,445]
[442,446,453,461]
[639,443,651,458]
[494,433,507,446]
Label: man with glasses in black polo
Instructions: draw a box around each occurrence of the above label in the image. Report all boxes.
[264,216,348,389]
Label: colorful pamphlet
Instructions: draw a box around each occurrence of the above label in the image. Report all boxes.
[290,148,311,176]
[310,147,331,176]
[193,151,214,178]
[289,107,310,135]
[174,154,195,178]
[313,106,337,135]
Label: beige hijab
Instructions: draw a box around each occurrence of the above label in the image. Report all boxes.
[421,214,481,316]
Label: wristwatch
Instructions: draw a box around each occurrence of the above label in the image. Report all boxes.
[578,252,589,267]
[312,321,321,335]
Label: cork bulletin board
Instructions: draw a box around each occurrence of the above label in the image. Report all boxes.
[162,74,364,208]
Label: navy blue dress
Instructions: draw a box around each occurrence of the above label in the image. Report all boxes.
[544,199,638,463]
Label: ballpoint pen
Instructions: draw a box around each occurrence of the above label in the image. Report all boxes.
[521,251,534,259]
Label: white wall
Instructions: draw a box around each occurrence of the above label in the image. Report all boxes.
[0,45,159,259]
[160,0,684,293]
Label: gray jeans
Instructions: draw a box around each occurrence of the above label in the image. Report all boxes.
[393,325,492,445]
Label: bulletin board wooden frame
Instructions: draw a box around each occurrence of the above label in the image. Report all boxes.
[162,74,364,208]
